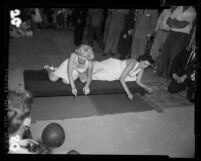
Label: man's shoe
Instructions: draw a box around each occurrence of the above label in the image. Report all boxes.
[110,52,116,56]
[186,96,195,103]
[118,56,125,60]
[103,52,109,56]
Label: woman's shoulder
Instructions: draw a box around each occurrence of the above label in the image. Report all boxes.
[69,52,77,59]
[127,59,138,65]
[87,60,93,67]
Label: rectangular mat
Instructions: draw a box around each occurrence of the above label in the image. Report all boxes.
[32,96,98,122]
[31,94,154,122]
[88,94,154,115]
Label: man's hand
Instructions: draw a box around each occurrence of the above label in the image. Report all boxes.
[172,74,179,81]
[19,139,39,147]
[128,29,134,35]
[177,75,187,84]
[123,34,127,39]
[191,72,195,81]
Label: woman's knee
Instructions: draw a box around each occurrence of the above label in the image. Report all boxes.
[62,79,69,84]
[49,74,59,82]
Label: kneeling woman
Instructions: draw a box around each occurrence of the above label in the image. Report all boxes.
[44,44,94,96]
[92,55,154,100]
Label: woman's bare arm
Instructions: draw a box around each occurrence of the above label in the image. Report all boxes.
[84,61,93,89]
[136,70,152,92]
[67,53,76,89]
[119,60,136,98]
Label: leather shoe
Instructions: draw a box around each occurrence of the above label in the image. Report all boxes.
[119,56,125,60]
[103,52,109,56]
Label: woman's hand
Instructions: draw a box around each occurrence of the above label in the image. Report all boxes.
[71,88,77,96]
[83,86,90,95]
[146,87,153,94]
[127,93,133,101]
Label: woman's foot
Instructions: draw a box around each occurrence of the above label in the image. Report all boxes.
[43,65,56,72]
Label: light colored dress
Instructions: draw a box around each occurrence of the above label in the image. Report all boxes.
[53,55,89,84]
[92,58,142,82]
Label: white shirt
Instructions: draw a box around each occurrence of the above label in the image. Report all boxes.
[155,9,171,31]
[170,6,196,34]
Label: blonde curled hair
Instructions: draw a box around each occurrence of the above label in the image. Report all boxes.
[75,44,94,60]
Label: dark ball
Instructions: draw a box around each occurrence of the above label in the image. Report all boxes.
[42,123,65,148]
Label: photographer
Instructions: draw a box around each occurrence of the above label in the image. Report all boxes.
[8,90,41,154]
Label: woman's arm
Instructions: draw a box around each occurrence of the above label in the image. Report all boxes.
[67,53,76,90]
[119,60,136,100]
[136,70,152,93]
[84,61,93,89]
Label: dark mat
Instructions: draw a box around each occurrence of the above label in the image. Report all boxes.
[23,70,146,97]
[32,96,98,122]
[88,94,154,115]
[31,94,154,122]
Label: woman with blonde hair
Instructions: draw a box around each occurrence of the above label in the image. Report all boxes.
[44,44,94,96]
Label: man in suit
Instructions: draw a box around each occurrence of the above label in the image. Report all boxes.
[118,9,136,60]
[168,40,197,103]
[87,9,104,50]
[103,9,129,56]
[130,9,158,59]
[73,8,87,46]
[150,8,171,62]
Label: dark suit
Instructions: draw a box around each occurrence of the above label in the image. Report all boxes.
[73,8,87,46]
[118,9,136,59]
[87,9,104,49]
[131,9,158,59]
[168,48,196,100]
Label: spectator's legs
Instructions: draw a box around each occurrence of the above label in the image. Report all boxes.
[168,78,188,93]
[94,26,104,49]
[155,31,172,76]
[167,32,189,76]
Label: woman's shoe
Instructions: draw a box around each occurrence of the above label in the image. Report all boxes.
[43,65,55,71]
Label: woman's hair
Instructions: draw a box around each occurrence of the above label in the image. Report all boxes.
[75,44,94,60]
[137,54,154,67]
[8,90,33,135]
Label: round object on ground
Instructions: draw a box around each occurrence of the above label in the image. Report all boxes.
[42,123,65,148]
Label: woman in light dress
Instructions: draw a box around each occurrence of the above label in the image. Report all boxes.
[92,55,154,100]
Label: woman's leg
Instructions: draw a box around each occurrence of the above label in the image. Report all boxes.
[44,65,59,82]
